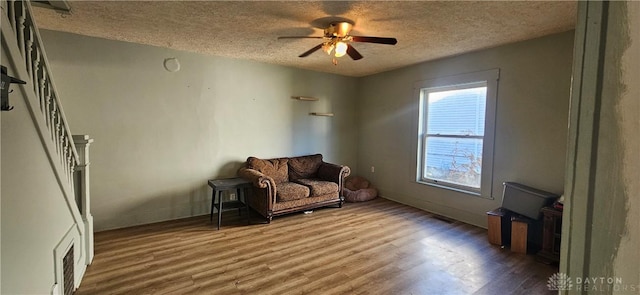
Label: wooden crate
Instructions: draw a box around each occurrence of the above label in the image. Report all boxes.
[510,214,543,254]
[511,217,530,254]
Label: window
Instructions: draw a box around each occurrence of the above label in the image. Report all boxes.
[416,69,499,197]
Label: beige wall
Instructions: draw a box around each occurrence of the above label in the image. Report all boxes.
[1,45,76,294]
[606,1,638,291]
[40,30,359,231]
[356,31,574,227]
[617,1,640,288]
[615,1,639,289]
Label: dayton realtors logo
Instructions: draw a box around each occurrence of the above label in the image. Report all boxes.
[547,273,638,292]
[547,273,573,291]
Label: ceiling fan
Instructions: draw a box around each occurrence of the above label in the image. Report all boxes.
[278,21,397,64]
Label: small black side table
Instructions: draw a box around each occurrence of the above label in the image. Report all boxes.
[208,178,252,230]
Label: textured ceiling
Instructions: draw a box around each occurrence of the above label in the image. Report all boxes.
[32,1,577,77]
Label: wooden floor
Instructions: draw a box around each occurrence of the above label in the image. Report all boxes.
[77,198,557,294]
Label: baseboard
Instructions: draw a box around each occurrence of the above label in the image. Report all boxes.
[379,194,488,229]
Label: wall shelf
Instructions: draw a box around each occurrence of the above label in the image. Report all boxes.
[291,96,319,101]
[292,96,332,116]
[309,112,334,117]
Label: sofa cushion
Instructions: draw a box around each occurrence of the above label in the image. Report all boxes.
[247,157,289,184]
[288,154,323,181]
[276,182,310,202]
[295,179,339,197]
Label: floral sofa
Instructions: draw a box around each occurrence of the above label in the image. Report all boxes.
[238,154,350,222]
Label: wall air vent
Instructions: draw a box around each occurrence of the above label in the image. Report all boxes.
[62,245,74,295]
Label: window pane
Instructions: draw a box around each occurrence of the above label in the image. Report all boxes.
[424,136,483,189]
[427,87,487,136]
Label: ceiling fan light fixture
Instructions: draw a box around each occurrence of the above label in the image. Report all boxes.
[334,41,348,57]
[322,43,334,55]
[326,22,354,37]
[280,20,397,63]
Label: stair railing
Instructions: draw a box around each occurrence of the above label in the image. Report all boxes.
[4,0,79,186]
[2,0,93,288]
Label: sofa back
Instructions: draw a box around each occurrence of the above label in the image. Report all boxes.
[247,157,289,184]
[246,154,324,183]
[288,154,323,181]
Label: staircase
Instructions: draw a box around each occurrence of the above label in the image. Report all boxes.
[1,1,92,293]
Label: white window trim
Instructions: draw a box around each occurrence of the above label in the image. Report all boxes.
[414,69,499,198]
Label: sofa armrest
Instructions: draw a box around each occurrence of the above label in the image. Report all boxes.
[318,162,350,199]
[318,162,351,183]
[238,167,277,197]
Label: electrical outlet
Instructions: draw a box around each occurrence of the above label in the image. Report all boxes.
[229,193,237,201]
[371,166,375,173]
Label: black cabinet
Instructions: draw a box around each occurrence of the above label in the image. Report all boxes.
[538,207,562,263]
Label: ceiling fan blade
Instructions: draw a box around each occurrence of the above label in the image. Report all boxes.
[299,44,323,58]
[346,44,363,60]
[278,36,324,40]
[351,36,398,45]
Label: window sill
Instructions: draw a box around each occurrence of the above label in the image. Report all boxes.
[416,180,494,200]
